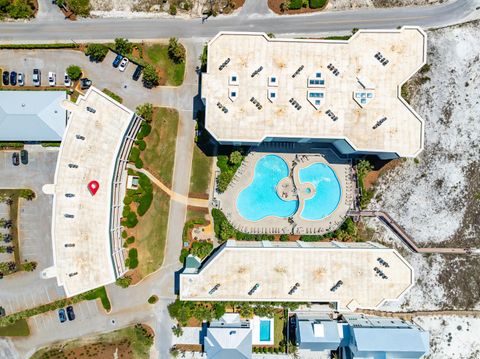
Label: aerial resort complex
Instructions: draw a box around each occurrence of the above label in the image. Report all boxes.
[181,27,427,310]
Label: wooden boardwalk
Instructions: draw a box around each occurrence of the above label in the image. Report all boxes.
[357,308,480,321]
[348,210,473,254]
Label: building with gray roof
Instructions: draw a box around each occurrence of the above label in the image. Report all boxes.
[0,91,67,141]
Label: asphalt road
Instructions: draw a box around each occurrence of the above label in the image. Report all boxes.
[0,0,478,42]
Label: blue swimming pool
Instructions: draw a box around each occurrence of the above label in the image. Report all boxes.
[299,163,341,220]
[259,320,271,342]
[237,155,298,221]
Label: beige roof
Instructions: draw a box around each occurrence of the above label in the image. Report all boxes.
[51,87,134,297]
[202,27,426,157]
[180,241,414,309]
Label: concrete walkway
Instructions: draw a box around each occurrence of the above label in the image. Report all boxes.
[35,0,65,22]
[357,308,480,321]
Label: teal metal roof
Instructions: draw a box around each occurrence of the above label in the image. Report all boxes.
[0,91,66,141]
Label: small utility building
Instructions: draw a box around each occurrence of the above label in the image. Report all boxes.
[0,91,67,141]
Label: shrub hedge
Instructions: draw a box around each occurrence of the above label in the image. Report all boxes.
[211,208,274,241]
[0,43,79,49]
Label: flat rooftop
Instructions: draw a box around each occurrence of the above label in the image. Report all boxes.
[51,87,134,297]
[180,240,413,309]
[202,27,426,157]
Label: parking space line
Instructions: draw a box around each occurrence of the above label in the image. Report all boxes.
[44,287,51,302]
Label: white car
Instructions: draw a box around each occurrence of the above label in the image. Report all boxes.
[48,72,56,86]
[18,73,24,86]
[64,73,71,87]
[118,57,129,72]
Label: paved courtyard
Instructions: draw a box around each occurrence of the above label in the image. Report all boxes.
[0,147,65,314]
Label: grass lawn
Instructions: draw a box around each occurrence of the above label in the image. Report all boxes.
[274,311,286,347]
[132,187,170,278]
[141,107,179,188]
[189,145,213,196]
[145,44,185,86]
[102,88,123,103]
[30,324,154,359]
[0,319,30,336]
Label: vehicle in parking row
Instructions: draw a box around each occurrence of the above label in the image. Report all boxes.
[10,71,17,86]
[64,73,71,87]
[12,153,19,166]
[33,69,41,87]
[48,72,56,86]
[58,308,66,323]
[20,150,28,165]
[66,306,75,321]
[18,73,24,86]
[118,57,129,72]
[112,54,123,68]
[80,78,92,90]
[2,71,9,86]
[132,65,142,81]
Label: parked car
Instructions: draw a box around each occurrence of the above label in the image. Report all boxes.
[20,150,28,165]
[66,306,75,321]
[118,57,129,72]
[86,106,96,113]
[112,54,123,68]
[12,152,19,166]
[48,72,56,86]
[132,65,142,81]
[58,308,67,323]
[80,78,92,90]
[32,69,41,87]
[64,72,71,87]
[10,71,17,86]
[2,71,9,86]
[18,72,24,86]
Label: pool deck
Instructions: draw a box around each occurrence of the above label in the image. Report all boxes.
[216,149,354,235]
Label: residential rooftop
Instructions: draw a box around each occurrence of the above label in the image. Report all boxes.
[180,240,414,309]
[48,87,135,297]
[202,27,426,157]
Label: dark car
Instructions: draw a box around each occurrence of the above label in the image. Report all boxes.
[20,150,28,165]
[132,65,142,81]
[12,152,19,166]
[2,71,9,86]
[112,54,123,68]
[66,305,75,321]
[80,78,92,90]
[10,71,17,86]
[58,308,67,323]
[33,69,41,87]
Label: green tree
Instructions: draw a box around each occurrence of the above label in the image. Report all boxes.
[190,241,213,259]
[219,221,235,241]
[7,0,34,19]
[66,0,90,16]
[85,43,108,62]
[136,103,154,122]
[229,151,243,165]
[170,347,180,358]
[21,261,37,272]
[66,65,82,81]
[199,43,208,72]
[169,4,177,15]
[19,189,35,200]
[213,302,226,319]
[168,37,186,64]
[114,38,133,56]
[142,64,159,88]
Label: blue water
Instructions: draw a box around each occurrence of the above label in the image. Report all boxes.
[259,320,271,342]
[237,155,298,221]
[299,163,341,220]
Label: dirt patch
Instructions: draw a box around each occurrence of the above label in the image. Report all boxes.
[268,0,328,15]
[35,340,134,359]
[363,159,403,190]
[176,344,203,352]
[186,317,203,327]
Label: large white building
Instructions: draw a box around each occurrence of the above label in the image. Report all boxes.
[201,27,427,159]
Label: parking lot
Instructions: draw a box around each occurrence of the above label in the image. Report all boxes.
[0,146,65,314]
[0,49,151,108]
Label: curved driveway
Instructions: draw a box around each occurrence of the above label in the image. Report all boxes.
[0,0,478,42]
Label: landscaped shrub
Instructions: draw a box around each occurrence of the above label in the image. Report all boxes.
[126,248,138,269]
[168,37,185,64]
[0,142,24,149]
[190,241,213,259]
[122,211,138,228]
[309,0,327,8]
[357,160,374,209]
[135,157,144,169]
[129,146,141,163]
[135,139,146,151]
[114,38,133,56]
[179,248,189,264]
[126,236,135,245]
[137,122,152,140]
[115,276,132,288]
[148,295,158,304]
[211,209,274,242]
[288,0,303,9]
[102,88,123,103]
[216,151,244,193]
[136,103,154,122]
[66,65,82,81]
[280,234,289,241]
[66,0,90,16]
[18,189,35,201]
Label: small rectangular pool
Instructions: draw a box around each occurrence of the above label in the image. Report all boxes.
[259,320,271,342]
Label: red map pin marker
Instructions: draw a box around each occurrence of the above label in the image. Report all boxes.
[88,180,100,196]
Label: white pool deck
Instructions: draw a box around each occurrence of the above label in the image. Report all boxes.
[180,240,414,310]
[202,27,426,157]
[47,87,135,297]
[252,316,274,346]
[216,149,354,235]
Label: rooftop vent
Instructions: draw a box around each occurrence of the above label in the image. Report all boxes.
[251,66,263,77]
[327,63,340,76]
[374,52,389,66]
[372,117,387,129]
[325,109,338,121]
[292,65,304,78]
[219,58,231,71]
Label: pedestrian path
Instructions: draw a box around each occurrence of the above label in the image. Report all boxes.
[127,164,209,208]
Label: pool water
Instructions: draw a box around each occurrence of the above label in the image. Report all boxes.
[237,155,298,221]
[259,320,271,342]
[299,163,341,220]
